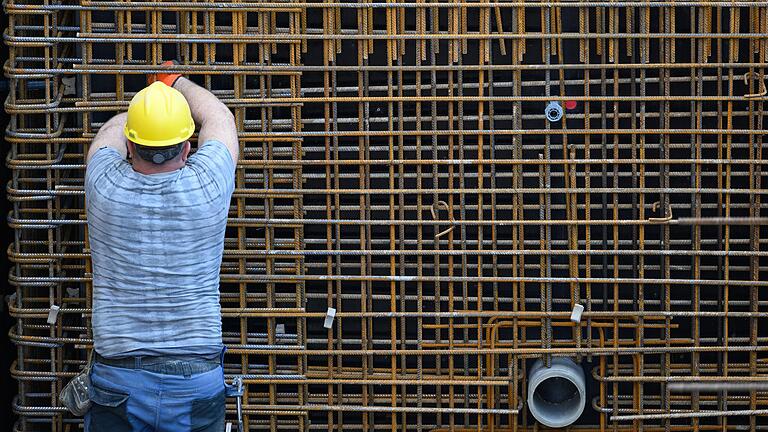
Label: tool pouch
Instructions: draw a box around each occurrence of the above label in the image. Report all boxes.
[59,351,94,416]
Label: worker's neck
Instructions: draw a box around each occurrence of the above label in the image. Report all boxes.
[132,158,184,175]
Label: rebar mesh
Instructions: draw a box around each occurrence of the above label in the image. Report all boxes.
[5,1,768,431]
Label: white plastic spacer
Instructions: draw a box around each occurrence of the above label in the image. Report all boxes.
[324,307,337,329]
[545,101,564,122]
[276,323,285,335]
[570,303,585,324]
[47,305,60,325]
[225,422,232,432]
[62,76,77,96]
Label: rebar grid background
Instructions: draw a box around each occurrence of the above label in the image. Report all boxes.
[5,1,768,431]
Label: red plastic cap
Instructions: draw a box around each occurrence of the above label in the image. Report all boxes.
[564,100,578,110]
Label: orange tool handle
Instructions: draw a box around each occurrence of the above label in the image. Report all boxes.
[148,60,182,87]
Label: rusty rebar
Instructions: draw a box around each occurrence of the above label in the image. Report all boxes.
[5,1,768,431]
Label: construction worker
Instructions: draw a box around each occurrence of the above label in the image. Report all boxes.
[84,65,238,431]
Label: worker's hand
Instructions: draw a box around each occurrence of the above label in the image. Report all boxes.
[148,60,182,88]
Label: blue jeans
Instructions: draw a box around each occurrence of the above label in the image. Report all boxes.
[85,355,225,432]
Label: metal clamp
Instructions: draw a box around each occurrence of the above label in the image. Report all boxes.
[226,376,245,431]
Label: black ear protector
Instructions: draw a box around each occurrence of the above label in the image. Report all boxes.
[134,142,183,165]
[152,153,167,164]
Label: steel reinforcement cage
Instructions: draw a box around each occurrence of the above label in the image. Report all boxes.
[5,1,768,431]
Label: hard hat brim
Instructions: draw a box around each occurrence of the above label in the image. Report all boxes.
[123,119,195,147]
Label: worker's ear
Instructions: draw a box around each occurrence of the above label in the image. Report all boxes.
[126,141,135,160]
[180,141,192,163]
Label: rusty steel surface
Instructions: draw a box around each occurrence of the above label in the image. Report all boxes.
[5,0,768,431]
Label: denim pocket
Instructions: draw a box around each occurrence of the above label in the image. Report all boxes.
[88,383,131,431]
[90,383,129,407]
[190,389,225,432]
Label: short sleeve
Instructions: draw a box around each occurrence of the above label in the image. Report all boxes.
[85,147,123,196]
[187,140,236,198]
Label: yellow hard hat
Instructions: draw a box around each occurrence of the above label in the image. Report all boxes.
[124,81,195,147]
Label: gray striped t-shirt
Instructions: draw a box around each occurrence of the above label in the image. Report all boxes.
[85,141,234,358]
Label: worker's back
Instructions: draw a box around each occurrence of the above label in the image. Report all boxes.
[85,141,234,358]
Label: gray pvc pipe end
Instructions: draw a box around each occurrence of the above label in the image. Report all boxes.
[527,357,586,428]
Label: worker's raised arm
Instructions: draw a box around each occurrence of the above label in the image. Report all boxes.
[86,112,128,163]
[172,77,239,165]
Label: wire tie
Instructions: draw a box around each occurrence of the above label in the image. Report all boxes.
[431,200,457,239]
